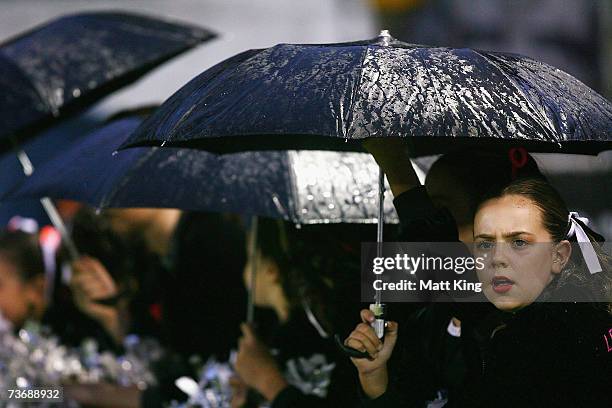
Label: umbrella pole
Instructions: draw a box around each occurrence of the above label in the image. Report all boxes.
[16,149,80,260]
[334,166,387,359]
[370,166,386,339]
[246,216,258,324]
[376,167,384,301]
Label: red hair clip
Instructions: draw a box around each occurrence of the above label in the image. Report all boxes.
[509,147,528,180]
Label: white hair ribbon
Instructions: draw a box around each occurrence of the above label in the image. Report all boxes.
[567,212,602,274]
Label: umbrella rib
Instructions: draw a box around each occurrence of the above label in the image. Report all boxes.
[471,50,557,142]
[414,51,448,131]
[286,151,301,224]
[345,46,370,139]
[368,58,393,134]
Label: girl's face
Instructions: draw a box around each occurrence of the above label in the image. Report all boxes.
[473,194,570,312]
[0,257,42,326]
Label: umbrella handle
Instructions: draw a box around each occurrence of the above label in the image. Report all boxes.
[335,303,387,359]
[334,334,370,359]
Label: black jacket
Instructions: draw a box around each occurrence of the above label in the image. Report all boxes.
[270,309,360,408]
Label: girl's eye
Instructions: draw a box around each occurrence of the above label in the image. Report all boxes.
[476,241,494,250]
[513,239,528,248]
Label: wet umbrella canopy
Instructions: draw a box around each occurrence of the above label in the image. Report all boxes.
[121,31,612,155]
[0,11,215,153]
[2,117,398,225]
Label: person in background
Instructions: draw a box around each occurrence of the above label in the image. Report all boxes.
[61,211,248,408]
[161,212,247,360]
[0,230,48,328]
[0,225,121,351]
[68,207,166,347]
[231,218,374,408]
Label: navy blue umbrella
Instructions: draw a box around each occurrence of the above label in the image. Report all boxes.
[2,117,398,225]
[0,116,99,226]
[121,31,612,155]
[0,11,215,153]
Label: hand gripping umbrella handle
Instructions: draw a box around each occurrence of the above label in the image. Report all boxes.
[334,334,369,359]
[335,303,386,359]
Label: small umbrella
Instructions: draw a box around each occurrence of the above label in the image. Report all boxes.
[0,10,215,153]
[1,117,399,224]
[121,31,612,155]
[0,11,215,258]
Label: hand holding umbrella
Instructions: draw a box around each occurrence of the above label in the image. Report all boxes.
[344,309,399,400]
[70,256,125,344]
[362,138,420,197]
[235,323,288,402]
[335,136,422,358]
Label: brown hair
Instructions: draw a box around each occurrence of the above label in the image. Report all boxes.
[256,218,373,333]
[0,230,45,282]
[428,147,545,216]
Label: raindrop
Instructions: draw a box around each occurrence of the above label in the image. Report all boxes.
[54,89,63,104]
[72,88,81,98]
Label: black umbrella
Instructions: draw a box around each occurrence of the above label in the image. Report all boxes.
[121,31,612,155]
[119,30,612,356]
[1,117,399,224]
[0,11,215,259]
[0,11,215,153]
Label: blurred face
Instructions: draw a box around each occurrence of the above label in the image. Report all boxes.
[242,241,280,308]
[0,257,44,326]
[473,194,570,312]
[104,208,158,235]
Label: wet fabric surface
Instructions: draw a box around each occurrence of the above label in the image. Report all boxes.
[122,33,612,155]
[0,11,215,151]
[4,118,398,224]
